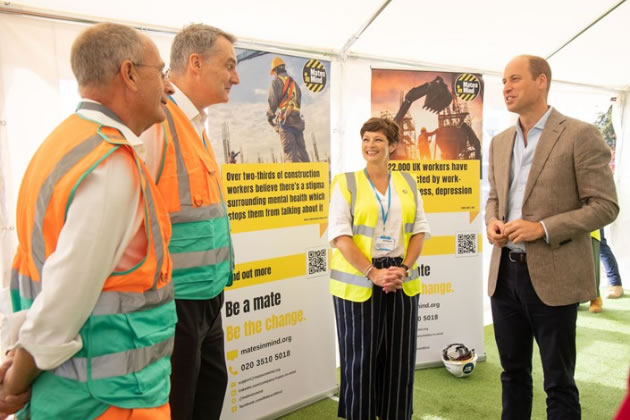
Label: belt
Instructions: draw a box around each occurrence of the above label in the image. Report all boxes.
[503,248,527,264]
[372,256,403,269]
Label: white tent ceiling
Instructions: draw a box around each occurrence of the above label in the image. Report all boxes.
[2,0,629,91]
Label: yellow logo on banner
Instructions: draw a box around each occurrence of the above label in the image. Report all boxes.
[302,59,327,92]
[455,73,481,101]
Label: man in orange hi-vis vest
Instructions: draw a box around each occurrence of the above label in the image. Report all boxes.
[267,57,310,162]
[140,24,240,420]
[0,23,176,420]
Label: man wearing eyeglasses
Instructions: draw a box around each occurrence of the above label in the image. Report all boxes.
[0,23,176,419]
[141,23,240,420]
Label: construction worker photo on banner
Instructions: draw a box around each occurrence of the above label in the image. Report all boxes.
[206,51,331,165]
[266,56,309,163]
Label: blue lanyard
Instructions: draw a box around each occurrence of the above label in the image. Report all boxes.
[364,169,391,225]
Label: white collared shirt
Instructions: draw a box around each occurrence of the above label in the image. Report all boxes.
[506,106,553,251]
[2,101,146,370]
[140,83,207,179]
[170,85,207,138]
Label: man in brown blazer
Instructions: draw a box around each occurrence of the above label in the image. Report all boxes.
[486,55,618,419]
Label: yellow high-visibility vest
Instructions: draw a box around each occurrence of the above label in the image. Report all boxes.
[330,170,422,302]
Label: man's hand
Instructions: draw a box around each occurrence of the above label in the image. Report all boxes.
[0,358,31,419]
[504,219,545,244]
[266,113,276,127]
[487,219,507,247]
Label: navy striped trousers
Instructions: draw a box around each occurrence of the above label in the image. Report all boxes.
[334,284,419,420]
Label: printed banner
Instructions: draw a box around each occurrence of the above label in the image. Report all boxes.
[371,69,485,367]
[208,50,336,418]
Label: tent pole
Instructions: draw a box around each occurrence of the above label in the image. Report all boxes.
[339,0,392,58]
[0,4,339,60]
[546,0,626,60]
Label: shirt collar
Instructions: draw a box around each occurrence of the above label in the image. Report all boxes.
[534,106,553,130]
[75,99,146,159]
[516,106,554,136]
[170,83,207,127]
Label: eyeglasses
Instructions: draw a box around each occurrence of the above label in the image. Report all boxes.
[132,62,170,80]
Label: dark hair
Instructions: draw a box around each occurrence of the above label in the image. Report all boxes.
[360,117,400,145]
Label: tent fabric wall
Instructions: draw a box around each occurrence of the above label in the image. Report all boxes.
[5,0,629,90]
[1,9,628,297]
[612,93,629,278]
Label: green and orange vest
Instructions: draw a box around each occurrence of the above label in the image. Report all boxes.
[11,107,175,419]
[158,99,233,300]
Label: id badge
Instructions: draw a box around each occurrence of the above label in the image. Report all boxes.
[375,235,395,251]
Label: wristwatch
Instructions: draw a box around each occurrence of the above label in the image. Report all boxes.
[400,264,410,277]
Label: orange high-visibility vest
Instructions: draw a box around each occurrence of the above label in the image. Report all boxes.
[158,99,233,300]
[276,73,300,123]
[11,108,174,420]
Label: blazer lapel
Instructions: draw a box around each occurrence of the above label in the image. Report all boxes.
[497,128,515,211]
[522,109,566,204]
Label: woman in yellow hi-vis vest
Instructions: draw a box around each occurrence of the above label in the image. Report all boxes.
[328,117,431,420]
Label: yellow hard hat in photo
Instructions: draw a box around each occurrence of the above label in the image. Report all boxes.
[270,56,285,74]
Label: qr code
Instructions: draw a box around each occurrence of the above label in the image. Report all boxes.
[307,248,328,277]
[456,233,477,256]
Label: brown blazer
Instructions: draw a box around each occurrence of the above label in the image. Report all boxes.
[485,108,619,306]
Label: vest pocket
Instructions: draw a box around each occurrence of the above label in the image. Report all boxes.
[126,300,177,340]
[84,302,176,408]
[126,302,176,396]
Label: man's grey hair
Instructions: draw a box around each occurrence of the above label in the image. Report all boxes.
[71,23,146,88]
[170,24,236,73]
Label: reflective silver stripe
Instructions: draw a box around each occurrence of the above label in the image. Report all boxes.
[76,102,123,124]
[163,106,192,207]
[9,269,19,291]
[344,172,357,219]
[53,335,174,382]
[10,269,41,300]
[53,357,87,382]
[31,134,104,276]
[92,282,174,316]
[13,268,173,316]
[330,269,371,288]
[400,172,418,204]
[405,268,420,282]
[401,172,418,231]
[352,224,374,237]
[141,177,164,289]
[170,203,226,224]
[171,246,231,270]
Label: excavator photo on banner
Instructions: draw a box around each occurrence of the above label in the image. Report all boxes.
[389,75,482,163]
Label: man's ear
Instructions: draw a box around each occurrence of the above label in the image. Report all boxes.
[188,53,203,75]
[120,60,138,91]
[537,74,548,93]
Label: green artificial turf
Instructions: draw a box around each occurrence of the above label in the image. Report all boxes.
[280,290,629,419]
